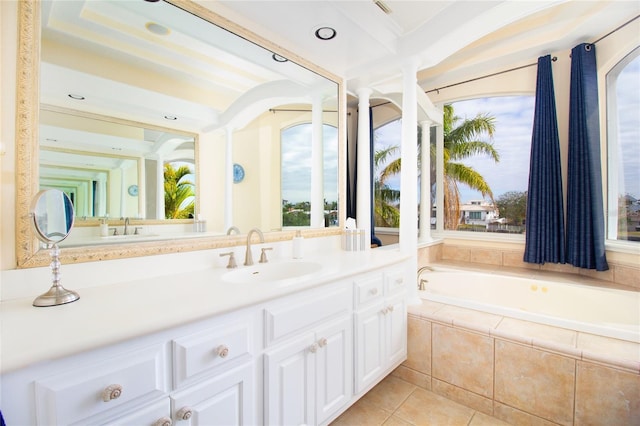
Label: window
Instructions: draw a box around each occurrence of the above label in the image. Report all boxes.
[441,96,534,232]
[607,47,640,244]
[281,123,338,227]
[469,211,482,220]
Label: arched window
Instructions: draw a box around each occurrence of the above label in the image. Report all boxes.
[281,123,338,227]
[606,47,640,244]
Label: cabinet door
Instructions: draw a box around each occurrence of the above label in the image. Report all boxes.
[385,295,407,367]
[315,317,353,425]
[102,398,171,426]
[354,301,385,394]
[171,362,254,426]
[264,333,316,426]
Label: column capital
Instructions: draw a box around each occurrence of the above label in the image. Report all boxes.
[355,87,373,99]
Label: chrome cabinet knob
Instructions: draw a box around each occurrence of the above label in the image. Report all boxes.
[388,305,395,312]
[381,307,389,315]
[153,417,173,426]
[308,343,318,353]
[318,337,328,348]
[102,384,123,402]
[216,345,229,358]
[176,406,193,421]
[369,288,378,296]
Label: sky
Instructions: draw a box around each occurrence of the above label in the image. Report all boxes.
[374,95,536,204]
[281,124,338,204]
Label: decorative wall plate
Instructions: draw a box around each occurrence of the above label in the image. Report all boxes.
[233,163,245,183]
[128,184,139,196]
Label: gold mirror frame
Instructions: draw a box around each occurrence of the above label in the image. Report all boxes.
[15,0,345,268]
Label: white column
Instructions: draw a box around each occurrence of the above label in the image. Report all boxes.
[224,127,233,230]
[310,96,324,228]
[399,60,419,254]
[400,59,420,305]
[155,156,164,219]
[356,88,373,250]
[418,120,433,242]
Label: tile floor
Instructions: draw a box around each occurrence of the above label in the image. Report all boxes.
[331,375,512,426]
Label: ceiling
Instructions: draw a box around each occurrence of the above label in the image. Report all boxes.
[211,0,640,92]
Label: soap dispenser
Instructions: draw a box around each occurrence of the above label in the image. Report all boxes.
[292,230,304,259]
[100,216,109,237]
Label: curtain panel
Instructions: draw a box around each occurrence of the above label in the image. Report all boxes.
[524,55,566,265]
[566,43,609,271]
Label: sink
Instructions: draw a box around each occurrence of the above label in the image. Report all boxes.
[221,261,323,285]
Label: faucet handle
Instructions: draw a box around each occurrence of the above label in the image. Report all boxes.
[134,227,143,235]
[110,227,118,236]
[220,252,237,269]
[259,247,273,263]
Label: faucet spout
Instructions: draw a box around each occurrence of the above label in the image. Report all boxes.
[123,217,130,235]
[244,228,264,266]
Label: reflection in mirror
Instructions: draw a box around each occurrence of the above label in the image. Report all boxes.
[16,0,343,267]
[39,106,196,221]
[30,189,80,306]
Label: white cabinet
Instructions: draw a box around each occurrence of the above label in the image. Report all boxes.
[170,362,255,426]
[264,284,353,426]
[354,268,407,394]
[2,259,409,426]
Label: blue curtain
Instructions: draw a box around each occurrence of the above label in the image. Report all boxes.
[566,43,608,271]
[524,55,565,264]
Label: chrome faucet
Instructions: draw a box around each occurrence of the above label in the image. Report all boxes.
[226,226,241,235]
[244,228,264,266]
[123,217,130,235]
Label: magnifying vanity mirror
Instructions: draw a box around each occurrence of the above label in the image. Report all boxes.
[30,189,80,306]
[15,0,344,268]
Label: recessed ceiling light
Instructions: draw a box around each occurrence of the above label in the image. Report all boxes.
[272,53,288,63]
[68,94,85,100]
[164,115,177,121]
[146,22,170,36]
[314,27,337,41]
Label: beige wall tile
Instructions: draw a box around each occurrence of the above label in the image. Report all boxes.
[496,317,577,348]
[404,317,431,374]
[432,378,493,416]
[575,361,640,425]
[470,248,503,266]
[613,264,640,289]
[577,333,640,363]
[443,245,471,262]
[432,324,494,398]
[495,340,575,426]
[503,250,538,269]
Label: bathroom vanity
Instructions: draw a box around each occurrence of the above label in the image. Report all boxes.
[0,250,409,425]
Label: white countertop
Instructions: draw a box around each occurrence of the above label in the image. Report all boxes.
[1,249,409,374]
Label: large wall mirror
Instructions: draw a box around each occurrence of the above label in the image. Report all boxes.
[16,0,344,267]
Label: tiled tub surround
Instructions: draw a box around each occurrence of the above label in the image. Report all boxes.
[397,298,640,425]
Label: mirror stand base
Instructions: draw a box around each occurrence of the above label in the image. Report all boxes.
[33,285,80,307]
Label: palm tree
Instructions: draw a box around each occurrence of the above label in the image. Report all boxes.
[441,104,498,229]
[164,163,195,219]
[374,104,498,229]
[374,145,401,227]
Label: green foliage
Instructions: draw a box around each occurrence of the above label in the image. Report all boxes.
[164,163,195,219]
[495,191,527,225]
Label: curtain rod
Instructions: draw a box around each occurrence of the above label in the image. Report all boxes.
[425,14,639,95]
[425,57,556,95]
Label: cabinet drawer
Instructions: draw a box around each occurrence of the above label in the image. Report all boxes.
[35,343,169,426]
[173,322,252,388]
[354,273,384,308]
[385,269,407,296]
[265,286,350,346]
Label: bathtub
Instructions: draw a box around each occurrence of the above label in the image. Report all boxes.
[417,267,640,343]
